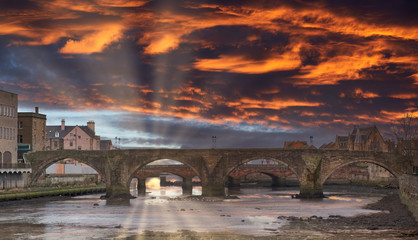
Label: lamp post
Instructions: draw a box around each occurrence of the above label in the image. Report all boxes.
[115,137,121,149]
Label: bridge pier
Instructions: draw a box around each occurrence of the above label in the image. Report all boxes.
[160,176,167,186]
[227,176,241,188]
[297,177,324,198]
[271,176,286,188]
[137,178,146,196]
[202,181,225,197]
[298,183,324,198]
[182,177,193,195]
[105,184,132,199]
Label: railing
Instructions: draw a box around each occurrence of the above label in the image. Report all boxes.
[0,163,32,169]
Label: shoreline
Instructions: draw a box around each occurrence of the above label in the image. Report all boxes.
[0,186,105,201]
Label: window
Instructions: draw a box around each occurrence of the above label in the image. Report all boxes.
[54,141,58,148]
[13,129,15,140]
[18,121,23,129]
[34,135,36,144]
[18,135,23,143]
[0,104,2,115]
[70,141,73,147]
[0,127,2,139]
[78,136,81,139]
[78,146,82,150]
[55,131,59,137]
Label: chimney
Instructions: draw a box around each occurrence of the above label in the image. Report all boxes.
[61,119,65,131]
[35,107,39,114]
[87,121,95,133]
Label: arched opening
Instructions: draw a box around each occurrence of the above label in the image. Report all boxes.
[226,158,300,190]
[239,172,278,187]
[3,151,12,165]
[129,159,202,198]
[323,161,398,188]
[35,158,104,188]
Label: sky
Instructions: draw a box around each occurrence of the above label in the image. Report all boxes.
[0,0,417,149]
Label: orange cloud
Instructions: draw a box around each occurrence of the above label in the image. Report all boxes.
[389,93,418,99]
[59,23,124,54]
[194,53,301,74]
[381,110,418,120]
[354,89,380,98]
[227,98,323,110]
[142,33,182,55]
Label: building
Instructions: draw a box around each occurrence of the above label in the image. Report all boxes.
[0,90,31,189]
[0,90,18,165]
[347,126,388,152]
[17,107,47,158]
[100,139,116,150]
[321,126,388,152]
[46,120,100,150]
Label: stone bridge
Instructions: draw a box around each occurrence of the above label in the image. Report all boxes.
[24,149,413,199]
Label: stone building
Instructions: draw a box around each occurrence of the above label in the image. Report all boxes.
[321,126,388,152]
[100,140,116,150]
[0,90,31,189]
[46,120,100,150]
[347,126,388,152]
[17,107,47,156]
[0,90,18,165]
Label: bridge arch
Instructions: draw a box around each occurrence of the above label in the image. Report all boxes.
[321,158,399,185]
[127,158,202,188]
[135,171,189,180]
[240,172,282,186]
[224,157,300,185]
[28,155,105,186]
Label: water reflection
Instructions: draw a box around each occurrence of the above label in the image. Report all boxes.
[130,177,202,198]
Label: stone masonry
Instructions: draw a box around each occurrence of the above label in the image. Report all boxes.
[24,148,413,199]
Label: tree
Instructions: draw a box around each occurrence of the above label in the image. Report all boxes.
[391,113,417,155]
[391,113,418,173]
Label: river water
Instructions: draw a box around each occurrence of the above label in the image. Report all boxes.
[0,182,388,239]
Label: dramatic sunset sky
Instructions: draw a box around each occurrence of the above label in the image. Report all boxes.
[1,0,417,148]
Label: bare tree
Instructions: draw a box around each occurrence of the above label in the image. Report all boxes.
[391,113,418,157]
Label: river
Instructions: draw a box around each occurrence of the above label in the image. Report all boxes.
[0,182,401,239]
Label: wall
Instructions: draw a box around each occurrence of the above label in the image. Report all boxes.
[0,90,18,164]
[0,173,29,190]
[45,174,98,185]
[399,174,418,221]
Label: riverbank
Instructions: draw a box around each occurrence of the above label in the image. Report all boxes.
[0,186,105,201]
